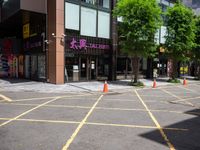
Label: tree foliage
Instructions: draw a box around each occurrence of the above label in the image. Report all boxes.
[192,16,200,79]
[113,0,162,57]
[165,2,195,61]
[164,1,195,79]
[193,16,200,61]
[113,0,162,82]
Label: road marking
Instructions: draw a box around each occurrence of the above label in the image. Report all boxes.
[170,96,200,103]
[161,89,195,106]
[0,97,60,127]
[62,95,104,150]
[1,102,199,115]
[85,122,188,131]
[161,89,183,100]
[177,86,200,94]
[135,90,175,150]
[10,93,99,102]
[0,94,12,102]
[0,117,188,131]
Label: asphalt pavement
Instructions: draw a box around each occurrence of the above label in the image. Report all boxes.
[0,78,200,150]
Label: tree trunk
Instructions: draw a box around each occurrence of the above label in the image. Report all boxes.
[172,58,178,79]
[198,62,200,80]
[132,56,139,83]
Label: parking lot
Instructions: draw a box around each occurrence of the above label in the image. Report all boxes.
[0,83,200,150]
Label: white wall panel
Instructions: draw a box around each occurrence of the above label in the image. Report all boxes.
[65,2,79,30]
[81,7,97,37]
[98,11,110,39]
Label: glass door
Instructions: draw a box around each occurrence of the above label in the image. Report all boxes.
[80,57,87,81]
[90,57,97,80]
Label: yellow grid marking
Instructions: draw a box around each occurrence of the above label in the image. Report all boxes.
[135,90,175,150]
[170,96,200,103]
[0,94,12,102]
[85,122,188,131]
[1,102,199,115]
[0,97,60,127]
[161,88,196,106]
[177,86,200,94]
[11,93,99,102]
[0,117,188,131]
[62,95,104,150]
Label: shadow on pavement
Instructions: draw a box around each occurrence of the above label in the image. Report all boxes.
[140,109,200,150]
[0,78,32,84]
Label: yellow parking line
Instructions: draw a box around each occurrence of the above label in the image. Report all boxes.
[161,88,196,106]
[0,97,61,127]
[177,86,200,94]
[95,107,146,111]
[13,97,57,102]
[86,122,188,131]
[170,96,200,103]
[1,102,198,115]
[11,93,99,102]
[0,117,188,131]
[19,118,80,124]
[62,95,104,150]
[0,94,12,102]
[135,90,175,150]
[161,89,182,100]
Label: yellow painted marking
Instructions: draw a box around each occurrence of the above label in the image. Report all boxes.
[96,107,146,111]
[177,86,200,94]
[169,96,200,103]
[161,89,195,106]
[0,117,188,131]
[1,102,198,115]
[135,90,175,150]
[0,97,60,127]
[103,98,136,102]
[18,118,80,124]
[85,122,188,131]
[0,94,12,102]
[62,95,104,150]
[161,89,182,100]
[12,94,98,102]
[13,96,57,102]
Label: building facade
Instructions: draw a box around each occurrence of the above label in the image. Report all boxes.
[0,0,188,84]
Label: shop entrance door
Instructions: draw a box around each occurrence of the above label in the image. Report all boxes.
[90,58,97,80]
[158,60,167,77]
[80,57,87,81]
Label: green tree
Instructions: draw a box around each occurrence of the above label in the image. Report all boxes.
[165,1,195,79]
[192,16,200,79]
[113,0,162,83]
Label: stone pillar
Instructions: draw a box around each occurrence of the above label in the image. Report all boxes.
[47,0,64,84]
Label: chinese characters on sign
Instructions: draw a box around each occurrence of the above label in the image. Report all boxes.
[70,38,110,50]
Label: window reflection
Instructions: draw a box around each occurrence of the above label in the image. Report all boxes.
[81,0,96,5]
[99,0,109,8]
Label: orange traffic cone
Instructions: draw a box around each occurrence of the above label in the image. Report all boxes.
[103,81,108,93]
[152,79,156,88]
[183,78,187,86]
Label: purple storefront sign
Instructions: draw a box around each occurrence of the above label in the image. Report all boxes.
[70,38,110,50]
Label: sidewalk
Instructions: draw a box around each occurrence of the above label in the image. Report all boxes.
[0,77,199,93]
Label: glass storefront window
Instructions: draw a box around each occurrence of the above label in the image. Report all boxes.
[65,2,80,30]
[38,55,46,79]
[81,7,97,37]
[99,0,110,9]
[25,55,30,78]
[31,55,37,79]
[81,0,96,5]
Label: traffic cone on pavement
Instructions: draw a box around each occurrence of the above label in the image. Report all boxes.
[183,78,187,86]
[152,79,156,88]
[103,81,108,93]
